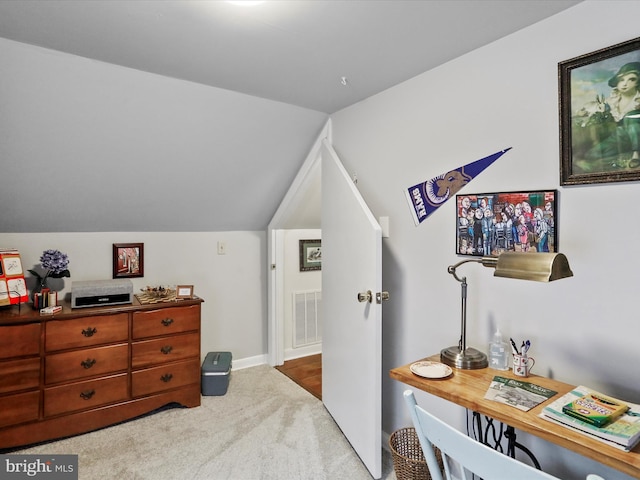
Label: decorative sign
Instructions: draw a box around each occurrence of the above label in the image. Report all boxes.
[0,248,29,306]
[405,148,511,226]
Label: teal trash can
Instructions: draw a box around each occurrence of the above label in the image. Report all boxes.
[201,352,232,396]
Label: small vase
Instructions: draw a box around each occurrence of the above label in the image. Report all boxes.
[31,277,49,309]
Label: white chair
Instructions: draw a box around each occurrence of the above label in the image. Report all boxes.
[403,389,566,480]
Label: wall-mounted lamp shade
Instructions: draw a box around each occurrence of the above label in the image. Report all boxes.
[441,252,573,369]
[491,252,573,282]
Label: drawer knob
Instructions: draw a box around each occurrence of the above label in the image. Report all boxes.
[160,373,173,383]
[81,358,97,369]
[161,318,174,327]
[80,389,96,400]
[160,345,173,355]
[81,327,97,337]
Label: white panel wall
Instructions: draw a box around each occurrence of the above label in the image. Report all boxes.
[331,2,639,479]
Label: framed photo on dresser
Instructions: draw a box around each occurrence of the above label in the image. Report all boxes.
[176,285,194,299]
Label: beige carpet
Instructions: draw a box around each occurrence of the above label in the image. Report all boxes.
[13,364,397,480]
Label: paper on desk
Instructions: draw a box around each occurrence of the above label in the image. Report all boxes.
[484,376,558,412]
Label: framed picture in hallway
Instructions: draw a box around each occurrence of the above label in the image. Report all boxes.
[559,36,640,185]
[299,239,321,272]
[455,190,557,257]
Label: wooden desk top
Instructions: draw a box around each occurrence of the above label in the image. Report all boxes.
[390,354,640,479]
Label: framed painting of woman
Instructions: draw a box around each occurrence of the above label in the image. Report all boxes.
[560,37,640,185]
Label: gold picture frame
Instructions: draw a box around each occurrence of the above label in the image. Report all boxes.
[176,284,194,299]
[559,36,640,185]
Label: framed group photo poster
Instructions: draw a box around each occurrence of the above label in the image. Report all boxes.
[113,243,144,278]
[559,36,640,185]
[299,239,321,272]
[456,191,557,257]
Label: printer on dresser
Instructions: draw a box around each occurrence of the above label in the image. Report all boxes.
[0,296,203,450]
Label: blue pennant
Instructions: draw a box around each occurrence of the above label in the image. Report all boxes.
[405,148,512,226]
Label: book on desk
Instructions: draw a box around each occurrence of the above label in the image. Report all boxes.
[484,376,557,412]
[562,391,628,427]
[540,386,640,451]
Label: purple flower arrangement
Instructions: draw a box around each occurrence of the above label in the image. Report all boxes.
[28,249,71,283]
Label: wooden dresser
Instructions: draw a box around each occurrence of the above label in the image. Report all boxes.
[0,296,203,450]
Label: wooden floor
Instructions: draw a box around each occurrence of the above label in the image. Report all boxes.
[275,353,322,400]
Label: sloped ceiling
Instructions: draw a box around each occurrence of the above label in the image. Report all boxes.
[0,0,580,232]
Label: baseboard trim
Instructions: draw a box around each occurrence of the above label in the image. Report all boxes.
[230,354,268,370]
[284,344,321,361]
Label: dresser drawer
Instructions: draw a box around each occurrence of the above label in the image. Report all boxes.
[132,359,200,397]
[132,332,199,368]
[46,313,129,352]
[0,357,40,394]
[132,305,200,339]
[0,390,40,427]
[0,323,40,359]
[45,343,128,385]
[44,373,128,417]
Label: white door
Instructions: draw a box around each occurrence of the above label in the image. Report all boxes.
[321,139,382,479]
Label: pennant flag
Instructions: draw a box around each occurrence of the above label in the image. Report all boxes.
[405,148,511,226]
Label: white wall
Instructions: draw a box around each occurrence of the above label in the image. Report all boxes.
[0,232,267,367]
[0,37,327,233]
[331,2,639,479]
[283,229,322,358]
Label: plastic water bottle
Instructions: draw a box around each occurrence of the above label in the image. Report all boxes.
[489,328,509,370]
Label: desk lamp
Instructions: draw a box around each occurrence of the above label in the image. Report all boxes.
[441,252,573,369]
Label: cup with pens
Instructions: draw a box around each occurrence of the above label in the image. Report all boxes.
[510,338,535,377]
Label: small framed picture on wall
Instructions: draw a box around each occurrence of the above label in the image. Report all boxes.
[299,239,321,272]
[113,243,144,278]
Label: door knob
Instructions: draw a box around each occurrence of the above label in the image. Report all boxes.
[376,291,390,304]
[357,290,372,303]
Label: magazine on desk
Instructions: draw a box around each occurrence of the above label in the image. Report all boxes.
[484,376,557,412]
[540,386,640,452]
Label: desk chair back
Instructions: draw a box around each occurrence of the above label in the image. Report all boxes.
[403,390,561,480]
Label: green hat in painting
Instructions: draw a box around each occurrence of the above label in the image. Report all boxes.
[608,62,640,87]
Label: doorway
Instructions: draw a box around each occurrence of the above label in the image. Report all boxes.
[280,229,322,361]
[268,131,383,478]
[267,121,327,367]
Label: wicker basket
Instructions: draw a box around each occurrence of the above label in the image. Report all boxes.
[389,427,443,480]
